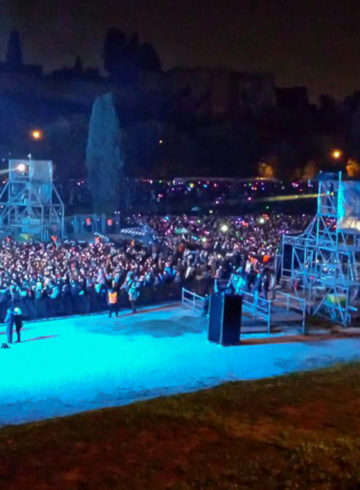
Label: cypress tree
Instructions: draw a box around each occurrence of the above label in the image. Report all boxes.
[6,30,22,67]
[86,93,124,213]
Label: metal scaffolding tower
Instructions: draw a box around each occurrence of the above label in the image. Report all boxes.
[0,159,64,241]
[280,171,360,326]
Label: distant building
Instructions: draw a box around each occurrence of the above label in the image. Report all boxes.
[0,30,277,117]
[0,29,43,76]
[344,91,360,112]
[276,86,309,109]
[164,67,276,118]
[51,56,101,82]
[0,33,105,108]
[0,62,43,76]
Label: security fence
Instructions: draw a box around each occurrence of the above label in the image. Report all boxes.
[0,280,211,322]
[181,288,206,314]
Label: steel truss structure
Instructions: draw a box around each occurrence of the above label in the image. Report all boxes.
[0,159,64,241]
[280,171,360,326]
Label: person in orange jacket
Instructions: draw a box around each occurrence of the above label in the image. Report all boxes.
[107,288,119,318]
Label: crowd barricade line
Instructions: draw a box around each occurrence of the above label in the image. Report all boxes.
[0,280,212,322]
[181,287,206,313]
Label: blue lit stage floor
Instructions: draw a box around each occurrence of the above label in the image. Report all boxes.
[1,303,360,427]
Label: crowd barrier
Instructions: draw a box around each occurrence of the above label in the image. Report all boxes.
[236,288,272,333]
[181,288,206,314]
[0,279,212,322]
[274,291,307,334]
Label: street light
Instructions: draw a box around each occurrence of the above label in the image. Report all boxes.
[331,149,342,160]
[31,129,42,140]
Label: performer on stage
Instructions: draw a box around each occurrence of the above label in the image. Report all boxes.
[107,288,119,318]
[128,282,139,313]
[4,304,15,344]
[14,307,23,343]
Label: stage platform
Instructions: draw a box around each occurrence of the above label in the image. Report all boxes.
[1,302,360,427]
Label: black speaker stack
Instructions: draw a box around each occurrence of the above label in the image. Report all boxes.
[208,293,242,346]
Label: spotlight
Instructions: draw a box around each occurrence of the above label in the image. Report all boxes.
[17,163,26,172]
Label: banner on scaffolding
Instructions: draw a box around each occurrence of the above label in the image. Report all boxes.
[29,160,53,205]
[339,181,360,232]
[326,294,346,307]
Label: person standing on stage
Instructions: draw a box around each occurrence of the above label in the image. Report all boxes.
[14,306,23,343]
[4,304,15,344]
[128,281,139,313]
[107,287,119,318]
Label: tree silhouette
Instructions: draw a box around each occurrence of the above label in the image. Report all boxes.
[74,56,83,73]
[139,42,162,72]
[86,93,124,213]
[103,28,162,83]
[6,30,22,68]
[103,28,130,82]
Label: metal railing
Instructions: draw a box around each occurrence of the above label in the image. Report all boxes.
[181,287,206,314]
[275,291,307,334]
[237,288,272,333]
[182,284,307,334]
[211,276,273,332]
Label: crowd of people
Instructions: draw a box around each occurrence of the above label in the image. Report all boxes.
[0,213,310,310]
[125,178,316,211]
[59,177,317,213]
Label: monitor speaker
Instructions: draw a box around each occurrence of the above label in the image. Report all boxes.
[222,295,242,345]
[208,293,223,343]
[208,294,242,345]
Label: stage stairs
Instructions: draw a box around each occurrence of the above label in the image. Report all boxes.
[181,286,307,334]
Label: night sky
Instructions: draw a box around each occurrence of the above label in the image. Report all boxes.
[1,0,360,100]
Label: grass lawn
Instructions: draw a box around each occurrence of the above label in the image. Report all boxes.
[1,363,360,489]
